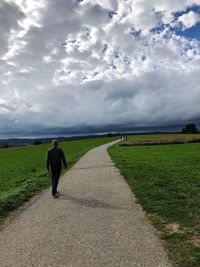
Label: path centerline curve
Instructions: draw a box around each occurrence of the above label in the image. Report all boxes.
[0,140,173,267]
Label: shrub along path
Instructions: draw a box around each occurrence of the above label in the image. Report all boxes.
[0,140,172,267]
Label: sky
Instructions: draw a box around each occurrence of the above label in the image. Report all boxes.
[1,0,200,137]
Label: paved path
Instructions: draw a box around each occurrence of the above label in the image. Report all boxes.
[0,140,173,267]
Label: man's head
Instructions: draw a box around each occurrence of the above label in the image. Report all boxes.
[52,139,59,147]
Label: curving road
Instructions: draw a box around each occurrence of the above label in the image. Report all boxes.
[0,140,173,267]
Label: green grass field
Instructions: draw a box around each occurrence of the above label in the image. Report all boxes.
[109,136,200,267]
[0,137,116,222]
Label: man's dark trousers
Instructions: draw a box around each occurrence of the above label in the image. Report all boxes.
[51,168,61,196]
[47,146,67,196]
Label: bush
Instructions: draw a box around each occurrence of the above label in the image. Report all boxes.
[2,143,10,148]
[33,140,42,145]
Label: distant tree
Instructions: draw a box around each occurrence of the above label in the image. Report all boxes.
[182,123,198,134]
[107,133,113,137]
[33,140,42,145]
[3,143,10,148]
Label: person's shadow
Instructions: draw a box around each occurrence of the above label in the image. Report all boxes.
[58,193,122,210]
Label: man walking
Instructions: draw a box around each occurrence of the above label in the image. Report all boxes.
[46,139,67,198]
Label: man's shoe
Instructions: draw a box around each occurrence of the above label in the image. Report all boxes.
[53,192,59,198]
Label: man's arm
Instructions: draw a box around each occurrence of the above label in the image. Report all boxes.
[61,149,67,169]
[46,151,50,171]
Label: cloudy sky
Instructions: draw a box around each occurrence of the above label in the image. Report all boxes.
[1,0,200,137]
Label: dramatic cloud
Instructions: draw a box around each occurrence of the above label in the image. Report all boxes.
[0,0,200,137]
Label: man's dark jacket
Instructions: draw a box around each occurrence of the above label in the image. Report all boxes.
[46,147,67,173]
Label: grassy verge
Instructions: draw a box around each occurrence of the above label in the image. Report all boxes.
[122,134,200,146]
[0,137,117,222]
[125,133,200,141]
[109,142,200,267]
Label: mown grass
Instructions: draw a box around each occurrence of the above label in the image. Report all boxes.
[0,137,116,222]
[122,134,200,146]
[109,139,200,267]
[126,133,200,142]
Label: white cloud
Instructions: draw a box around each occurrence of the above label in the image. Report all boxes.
[178,11,200,29]
[0,1,25,57]
[77,3,110,27]
[2,0,46,60]
[0,0,200,136]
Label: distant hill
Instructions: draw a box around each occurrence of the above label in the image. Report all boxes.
[0,134,118,149]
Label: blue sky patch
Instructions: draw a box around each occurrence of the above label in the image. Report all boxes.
[174,4,200,18]
[176,23,200,40]
[173,4,200,40]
